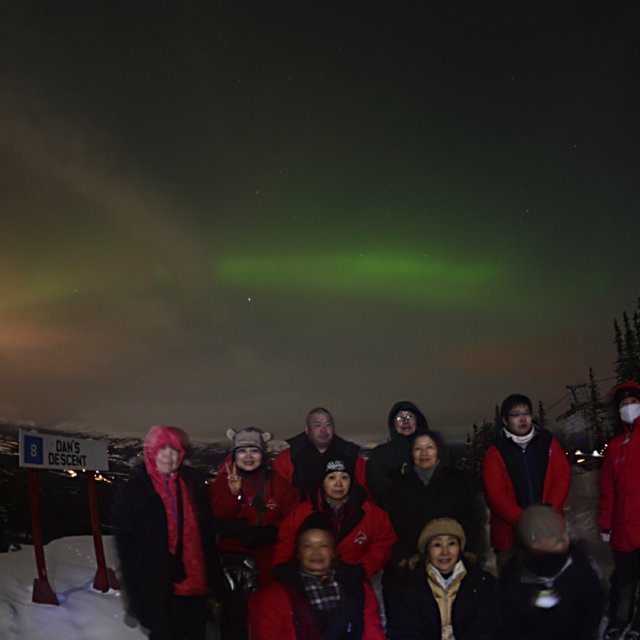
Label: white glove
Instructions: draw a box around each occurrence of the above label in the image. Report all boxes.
[600,531,611,543]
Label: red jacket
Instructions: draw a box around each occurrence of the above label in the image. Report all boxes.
[482,434,570,550]
[248,573,385,640]
[272,492,396,579]
[273,448,368,488]
[272,432,369,498]
[209,463,299,584]
[599,417,640,552]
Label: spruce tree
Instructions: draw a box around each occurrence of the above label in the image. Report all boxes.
[537,400,547,429]
[623,311,640,381]
[614,319,625,381]
[459,419,495,480]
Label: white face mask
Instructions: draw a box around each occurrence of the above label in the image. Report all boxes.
[620,403,640,425]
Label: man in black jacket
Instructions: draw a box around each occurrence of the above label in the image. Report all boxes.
[366,400,430,504]
[272,407,367,500]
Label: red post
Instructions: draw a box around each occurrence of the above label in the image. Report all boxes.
[86,472,120,592]
[28,469,59,605]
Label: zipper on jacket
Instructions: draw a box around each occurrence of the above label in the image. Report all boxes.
[521,448,535,506]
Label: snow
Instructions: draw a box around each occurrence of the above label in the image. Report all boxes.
[0,536,144,640]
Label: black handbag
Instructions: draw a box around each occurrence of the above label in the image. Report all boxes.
[220,552,258,595]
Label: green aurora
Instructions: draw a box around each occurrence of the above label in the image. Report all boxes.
[218,253,501,304]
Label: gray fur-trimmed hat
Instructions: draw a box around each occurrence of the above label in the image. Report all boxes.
[226,427,272,452]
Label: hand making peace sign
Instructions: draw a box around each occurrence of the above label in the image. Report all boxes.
[225,461,242,496]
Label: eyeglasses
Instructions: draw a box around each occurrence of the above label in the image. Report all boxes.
[395,413,415,422]
[508,411,531,418]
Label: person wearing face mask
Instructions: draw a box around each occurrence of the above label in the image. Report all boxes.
[385,518,500,640]
[272,459,396,581]
[482,393,571,572]
[499,505,602,640]
[599,380,640,640]
[366,401,431,504]
[112,426,222,640]
[209,427,299,639]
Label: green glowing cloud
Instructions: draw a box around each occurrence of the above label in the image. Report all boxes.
[217,252,501,303]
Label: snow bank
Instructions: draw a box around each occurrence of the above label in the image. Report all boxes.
[0,536,143,640]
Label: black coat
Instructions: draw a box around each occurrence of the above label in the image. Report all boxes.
[498,545,603,640]
[286,432,361,501]
[385,559,500,640]
[366,401,430,503]
[112,464,221,629]
[385,463,486,562]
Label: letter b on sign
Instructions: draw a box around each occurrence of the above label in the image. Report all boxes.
[24,435,44,465]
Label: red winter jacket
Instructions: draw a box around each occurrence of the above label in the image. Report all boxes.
[599,416,640,552]
[209,462,299,585]
[248,573,385,640]
[271,433,369,497]
[272,490,396,579]
[482,434,570,550]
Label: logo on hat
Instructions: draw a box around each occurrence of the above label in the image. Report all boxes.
[325,459,347,473]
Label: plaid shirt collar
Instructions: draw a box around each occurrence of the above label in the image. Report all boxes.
[299,569,342,612]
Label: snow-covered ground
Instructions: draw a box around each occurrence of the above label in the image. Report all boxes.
[0,536,146,640]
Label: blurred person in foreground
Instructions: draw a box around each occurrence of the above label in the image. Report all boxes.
[385,517,500,640]
[499,504,602,640]
[112,425,222,640]
[248,512,385,639]
[209,426,298,639]
[599,380,640,640]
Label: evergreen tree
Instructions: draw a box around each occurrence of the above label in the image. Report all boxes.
[614,319,625,381]
[537,400,547,429]
[458,419,495,480]
[623,311,640,381]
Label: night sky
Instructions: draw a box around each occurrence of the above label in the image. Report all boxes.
[1,3,638,443]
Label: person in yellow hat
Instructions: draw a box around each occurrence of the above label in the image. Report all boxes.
[385,517,500,639]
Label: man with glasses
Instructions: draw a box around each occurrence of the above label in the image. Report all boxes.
[366,401,430,504]
[482,393,570,572]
